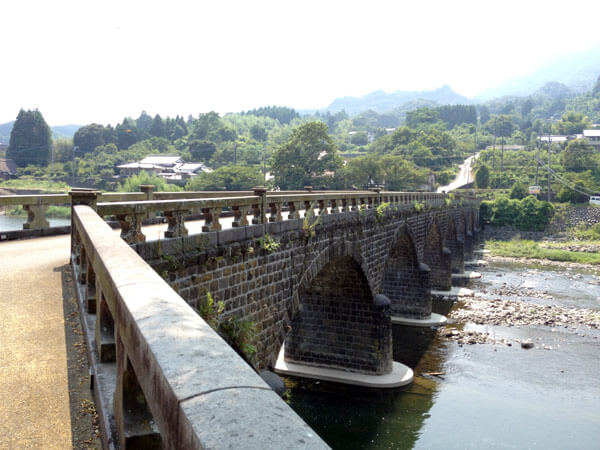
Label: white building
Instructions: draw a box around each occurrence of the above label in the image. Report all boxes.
[117,155,211,182]
[582,130,600,147]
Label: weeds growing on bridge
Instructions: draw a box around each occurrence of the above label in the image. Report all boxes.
[196,292,258,366]
[375,202,391,223]
[258,233,280,253]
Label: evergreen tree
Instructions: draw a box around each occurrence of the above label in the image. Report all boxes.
[7,109,52,167]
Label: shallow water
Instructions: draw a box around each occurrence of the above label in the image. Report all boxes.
[285,261,600,449]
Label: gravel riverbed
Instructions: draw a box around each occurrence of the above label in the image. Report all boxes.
[439,255,600,348]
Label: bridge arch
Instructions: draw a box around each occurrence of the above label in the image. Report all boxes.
[381,226,431,319]
[423,219,452,291]
[463,210,475,260]
[284,248,392,375]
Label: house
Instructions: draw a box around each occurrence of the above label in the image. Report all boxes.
[582,130,600,148]
[116,155,211,183]
[0,158,17,180]
[538,135,572,145]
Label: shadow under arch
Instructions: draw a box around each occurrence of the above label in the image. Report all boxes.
[463,210,475,260]
[423,218,452,291]
[284,254,392,375]
[381,226,431,319]
[445,216,465,274]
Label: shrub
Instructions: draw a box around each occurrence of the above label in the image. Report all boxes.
[509,181,528,200]
[483,195,554,231]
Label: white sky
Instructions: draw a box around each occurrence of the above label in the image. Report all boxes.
[2,0,600,125]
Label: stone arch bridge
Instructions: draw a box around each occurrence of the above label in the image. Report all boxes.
[1,188,479,448]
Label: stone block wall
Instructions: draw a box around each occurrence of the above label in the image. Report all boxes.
[138,203,477,371]
[285,256,392,375]
[380,232,431,319]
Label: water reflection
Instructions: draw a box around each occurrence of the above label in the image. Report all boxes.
[286,323,445,449]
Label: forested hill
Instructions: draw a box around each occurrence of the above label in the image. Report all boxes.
[0,121,81,145]
[325,85,470,115]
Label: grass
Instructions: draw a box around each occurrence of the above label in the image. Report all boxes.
[0,177,70,191]
[486,239,600,265]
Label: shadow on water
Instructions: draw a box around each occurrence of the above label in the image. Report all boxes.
[285,322,448,449]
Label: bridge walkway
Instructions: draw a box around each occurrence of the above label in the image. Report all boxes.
[0,218,218,447]
[0,234,74,448]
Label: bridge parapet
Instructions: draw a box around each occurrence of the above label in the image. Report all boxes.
[71,204,328,449]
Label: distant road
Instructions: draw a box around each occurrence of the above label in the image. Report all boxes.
[437,153,479,193]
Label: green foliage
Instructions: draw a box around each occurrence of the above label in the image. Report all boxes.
[118,171,183,192]
[185,165,263,191]
[557,182,589,204]
[302,205,321,238]
[7,109,52,167]
[0,177,70,191]
[375,202,390,222]
[258,233,280,253]
[509,181,528,199]
[242,106,300,125]
[218,316,258,362]
[482,195,554,231]
[573,222,600,240]
[272,121,341,189]
[561,139,597,172]
[196,292,225,328]
[195,292,257,363]
[413,201,425,213]
[73,123,116,154]
[553,111,591,135]
[475,164,490,189]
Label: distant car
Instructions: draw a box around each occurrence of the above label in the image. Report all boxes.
[590,196,600,205]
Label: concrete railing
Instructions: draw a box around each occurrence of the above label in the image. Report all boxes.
[71,204,328,449]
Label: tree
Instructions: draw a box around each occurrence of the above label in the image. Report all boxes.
[7,109,52,167]
[250,124,268,142]
[115,118,139,150]
[149,114,166,138]
[475,164,490,188]
[561,139,597,172]
[509,181,528,199]
[272,122,342,189]
[553,112,591,135]
[186,165,263,191]
[188,140,217,162]
[73,123,115,154]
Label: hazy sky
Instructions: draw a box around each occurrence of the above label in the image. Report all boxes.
[3,0,600,125]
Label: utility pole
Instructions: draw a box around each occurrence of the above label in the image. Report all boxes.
[535,140,540,186]
[547,128,551,202]
[492,116,497,170]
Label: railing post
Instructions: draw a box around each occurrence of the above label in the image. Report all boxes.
[69,189,99,259]
[253,186,267,224]
[164,210,189,237]
[201,207,222,232]
[22,203,49,230]
[139,184,156,220]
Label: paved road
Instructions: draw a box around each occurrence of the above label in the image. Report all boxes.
[0,234,73,449]
[437,153,479,193]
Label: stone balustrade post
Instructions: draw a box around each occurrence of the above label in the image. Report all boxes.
[287,202,299,219]
[303,200,314,218]
[22,203,49,230]
[341,198,349,213]
[86,263,97,314]
[317,199,328,215]
[231,204,249,227]
[201,207,222,232]
[164,210,189,237]
[330,198,338,214]
[116,212,146,244]
[253,186,267,224]
[268,201,282,222]
[139,184,156,220]
[69,189,99,258]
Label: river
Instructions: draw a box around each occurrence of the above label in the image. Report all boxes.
[285,260,600,449]
[0,215,70,232]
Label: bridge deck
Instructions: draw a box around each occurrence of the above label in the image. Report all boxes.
[0,235,73,448]
[0,219,220,447]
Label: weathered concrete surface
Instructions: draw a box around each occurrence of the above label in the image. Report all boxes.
[0,235,72,448]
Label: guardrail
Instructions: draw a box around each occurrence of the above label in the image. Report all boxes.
[71,204,328,449]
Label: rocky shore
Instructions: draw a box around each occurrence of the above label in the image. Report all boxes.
[438,254,600,348]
